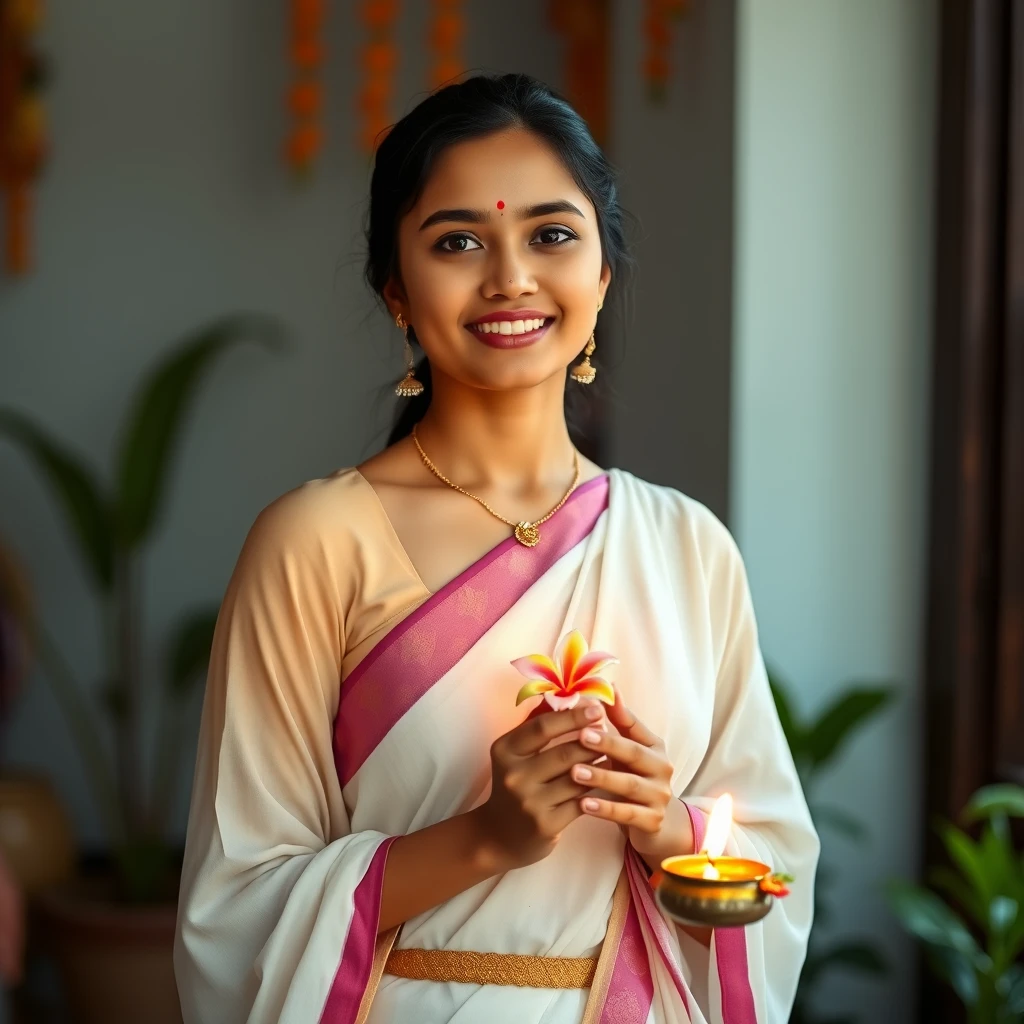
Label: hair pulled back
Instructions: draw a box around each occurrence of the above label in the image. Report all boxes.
[364,73,632,445]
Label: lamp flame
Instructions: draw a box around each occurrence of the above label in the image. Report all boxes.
[701,793,733,860]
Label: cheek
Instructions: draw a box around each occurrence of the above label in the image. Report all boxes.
[398,247,471,320]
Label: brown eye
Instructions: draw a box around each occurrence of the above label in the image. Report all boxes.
[436,233,482,253]
[534,227,576,246]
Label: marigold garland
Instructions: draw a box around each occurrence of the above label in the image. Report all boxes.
[358,0,398,153]
[429,0,464,91]
[285,0,325,176]
[643,0,688,101]
[0,0,46,275]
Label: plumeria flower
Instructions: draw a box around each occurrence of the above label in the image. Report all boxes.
[512,629,618,711]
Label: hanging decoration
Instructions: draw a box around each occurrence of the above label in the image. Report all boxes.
[548,0,610,148]
[358,0,399,153]
[428,0,464,91]
[0,0,47,276]
[643,0,689,101]
[285,0,325,176]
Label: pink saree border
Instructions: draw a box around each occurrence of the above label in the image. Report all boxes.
[599,893,655,1024]
[333,473,610,786]
[683,802,758,1024]
[625,846,691,1018]
[319,836,396,1024]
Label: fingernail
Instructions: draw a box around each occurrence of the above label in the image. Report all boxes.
[581,729,602,746]
[583,798,600,812]
[574,765,593,782]
[584,705,602,721]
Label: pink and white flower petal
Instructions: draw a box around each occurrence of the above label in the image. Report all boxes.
[573,650,619,681]
[556,630,588,682]
[515,679,559,705]
[544,692,581,711]
[511,654,562,685]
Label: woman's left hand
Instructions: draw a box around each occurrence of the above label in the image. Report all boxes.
[570,689,695,869]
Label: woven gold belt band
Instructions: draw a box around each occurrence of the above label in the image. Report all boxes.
[383,948,598,989]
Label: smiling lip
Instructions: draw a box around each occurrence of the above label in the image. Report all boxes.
[466,309,552,325]
[465,309,555,349]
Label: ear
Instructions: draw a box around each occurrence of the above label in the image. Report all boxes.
[598,263,612,307]
[382,277,407,323]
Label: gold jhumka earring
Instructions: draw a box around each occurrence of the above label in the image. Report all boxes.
[570,300,602,385]
[394,313,424,397]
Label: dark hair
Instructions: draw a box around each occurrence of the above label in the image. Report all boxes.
[364,73,634,446]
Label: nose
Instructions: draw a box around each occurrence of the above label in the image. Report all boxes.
[482,242,537,300]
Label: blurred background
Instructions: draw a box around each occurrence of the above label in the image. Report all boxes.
[0,0,1021,1022]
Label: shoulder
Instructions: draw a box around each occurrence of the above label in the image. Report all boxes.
[244,467,373,549]
[608,467,743,576]
[232,468,385,591]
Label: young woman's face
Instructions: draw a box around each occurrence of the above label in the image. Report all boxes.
[385,128,611,394]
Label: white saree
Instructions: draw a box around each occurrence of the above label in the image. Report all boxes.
[174,467,819,1024]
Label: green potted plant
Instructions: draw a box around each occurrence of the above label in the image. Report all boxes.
[769,668,895,1024]
[888,784,1024,1023]
[0,314,282,1024]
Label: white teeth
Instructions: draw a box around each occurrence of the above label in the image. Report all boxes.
[471,318,548,334]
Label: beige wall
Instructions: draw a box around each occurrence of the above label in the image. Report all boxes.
[732,1,936,1019]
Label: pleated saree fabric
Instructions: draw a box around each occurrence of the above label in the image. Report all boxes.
[174,467,818,1023]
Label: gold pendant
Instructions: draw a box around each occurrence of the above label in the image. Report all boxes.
[514,522,540,547]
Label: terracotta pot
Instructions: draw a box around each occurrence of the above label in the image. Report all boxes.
[0,770,75,896]
[38,875,181,1024]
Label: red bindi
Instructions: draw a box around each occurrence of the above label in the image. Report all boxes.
[496,200,505,210]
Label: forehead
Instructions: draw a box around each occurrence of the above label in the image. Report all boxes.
[410,128,592,216]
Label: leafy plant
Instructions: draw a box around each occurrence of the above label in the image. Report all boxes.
[0,314,283,902]
[888,784,1024,1023]
[769,667,896,1024]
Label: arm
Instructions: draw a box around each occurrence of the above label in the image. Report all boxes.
[379,701,611,933]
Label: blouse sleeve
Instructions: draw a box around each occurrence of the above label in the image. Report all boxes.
[679,520,820,1024]
[173,489,394,1024]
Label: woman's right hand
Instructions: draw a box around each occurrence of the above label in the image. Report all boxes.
[472,702,607,871]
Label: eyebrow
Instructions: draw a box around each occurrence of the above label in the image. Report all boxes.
[418,199,586,231]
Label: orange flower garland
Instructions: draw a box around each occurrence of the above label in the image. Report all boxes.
[429,0,464,91]
[0,0,46,275]
[286,0,325,175]
[358,0,399,153]
[548,0,610,148]
[643,0,688,101]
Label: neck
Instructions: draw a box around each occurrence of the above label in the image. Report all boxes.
[413,370,578,495]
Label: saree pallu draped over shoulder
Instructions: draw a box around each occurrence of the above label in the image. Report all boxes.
[174,467,818,1024]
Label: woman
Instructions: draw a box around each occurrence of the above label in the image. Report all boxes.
[174,74,818,1024]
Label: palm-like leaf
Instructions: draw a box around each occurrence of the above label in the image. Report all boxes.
[0,410,114,589]
[115,314,284,548]
[963,785,1024,824]
[767,666,801,752]
[804,687,894,773]
[887,881,989,966]
[167,607,220,697]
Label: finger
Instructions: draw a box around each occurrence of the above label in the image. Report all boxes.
[571,762,667,807]
[606,688,660,748]
[578,725,668,778]
[540,772,591,807]
[580,796,664,833]
[545,794,587,835]
[506,703,605,757]
[530,740,597,783]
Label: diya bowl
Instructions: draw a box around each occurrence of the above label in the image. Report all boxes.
[656,855,774,929]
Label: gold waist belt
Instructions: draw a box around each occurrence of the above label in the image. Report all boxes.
[383,948,599,989]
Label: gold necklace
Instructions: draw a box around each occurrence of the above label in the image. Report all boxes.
[411,425,581,548]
